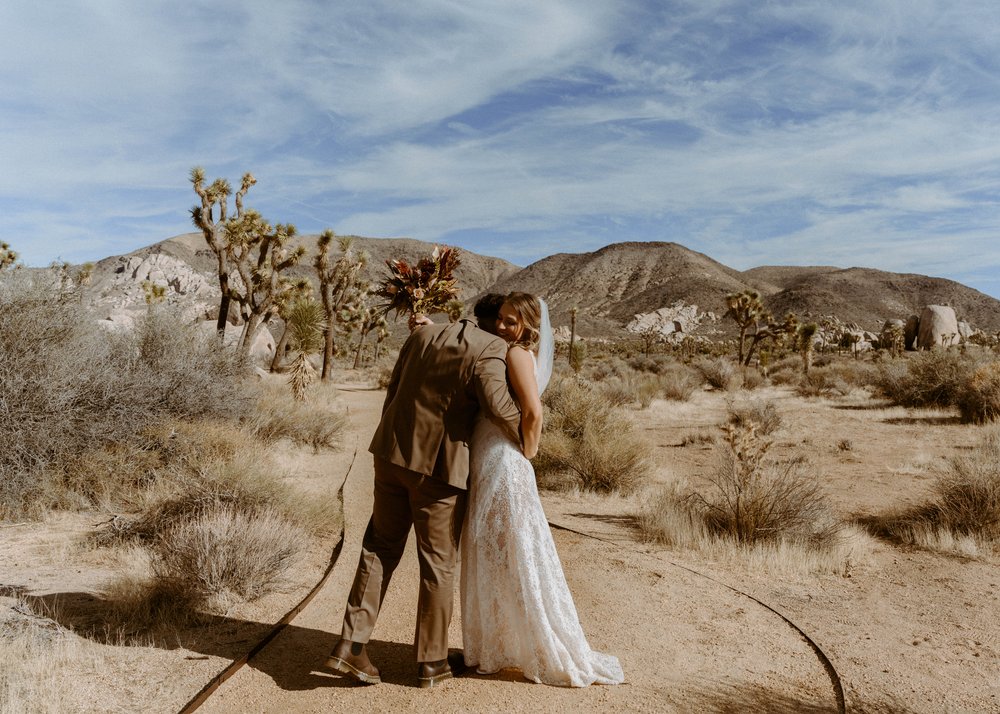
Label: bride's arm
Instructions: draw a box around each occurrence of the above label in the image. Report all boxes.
[507,346,542,459]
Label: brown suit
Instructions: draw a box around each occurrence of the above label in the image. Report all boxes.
[341,319,520,662]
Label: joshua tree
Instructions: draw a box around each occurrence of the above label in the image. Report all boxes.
[270,278,315,372]
[724,290,768,364]
[352,305,387,369]
[0,242,18,271]
[796,322,819,374]
[445,299,464,323]
[224,212,306,355]
[883,324,905,357]
[726,289,798,367]
[315,231,369,381]
[190,167,257,336]
[637,325,662,357]
[142,280,167,306]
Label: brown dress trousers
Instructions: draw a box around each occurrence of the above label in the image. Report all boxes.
[341,319,521,662]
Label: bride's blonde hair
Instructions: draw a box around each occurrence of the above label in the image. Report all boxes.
[504,292,542,353]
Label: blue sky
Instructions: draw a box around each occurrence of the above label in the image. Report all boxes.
[3,1,1000,297]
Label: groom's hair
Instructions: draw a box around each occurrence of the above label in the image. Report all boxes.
[473,293,505,332]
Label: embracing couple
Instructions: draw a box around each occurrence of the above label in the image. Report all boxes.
[326,292,624,688]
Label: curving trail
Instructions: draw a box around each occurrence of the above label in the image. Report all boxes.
[196,387,839,713]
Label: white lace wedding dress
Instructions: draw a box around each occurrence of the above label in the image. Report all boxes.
[460,350,624,687]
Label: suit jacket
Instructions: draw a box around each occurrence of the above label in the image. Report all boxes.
[369,319,522,490]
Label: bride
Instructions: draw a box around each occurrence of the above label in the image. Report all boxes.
[461,292,624,687]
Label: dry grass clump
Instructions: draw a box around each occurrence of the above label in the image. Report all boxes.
[660,363,702,401]
[875,350,978,408]
[152,506,306,605]
[727,398,782,436]
[765,355,801,385]
[0,615,104,713]
[97,442,339,546]
[796,366,851,398]
[584,356,631,383]
[824,358,879,389]
[694,357,740,391]
[679,428,717,446]
[861,429,1000,556]
[626,354,675,375]
[738,366,765,391]
[246,381,347,452]
[694,423,838,546]
[536,378,651,493]
[956,361,1000,424]
[637,422,844,568]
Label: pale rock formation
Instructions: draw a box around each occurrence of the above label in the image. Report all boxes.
[626,301,711,343]
[916,305,960,350]
[93,253,218,313]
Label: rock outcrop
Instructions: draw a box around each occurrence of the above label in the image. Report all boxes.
[916,305,960,350]
[625,301,716,343]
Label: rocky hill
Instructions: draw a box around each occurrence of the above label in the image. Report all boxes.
[484,242,747,334]
[742,266,1000,332]
[82,233,1000,337]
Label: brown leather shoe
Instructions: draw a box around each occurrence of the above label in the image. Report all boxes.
[325,639,381,685]
[417,659,453,688]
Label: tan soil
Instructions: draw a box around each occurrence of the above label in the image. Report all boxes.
[3,382,999,712]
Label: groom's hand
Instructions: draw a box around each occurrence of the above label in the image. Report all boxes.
[409,313,433,331]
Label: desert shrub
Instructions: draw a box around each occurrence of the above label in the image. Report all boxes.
[632,375,664,409]
[660,363,702,401]
[246,382,347,452]
[635,482,708,548]
[767,355,802,385]
[627,354,676,375]
[826,359,879,389]
[586,357,629,382]
[875,350,978,408]
[863,429,1000,551]
[679,428,717,446]
[739,366,765,391]
[693,423,837,545]
[957,361,1000,424]
[0,275,253,518]
[727,399,782,436]
[796,366,851,398]
[152,505,306,603]
[592,372,670,409]
[536,378,651,493]
[596,377,636,408]
[97,441,339,546]
[694,357,740,391]
[375,365,394,389]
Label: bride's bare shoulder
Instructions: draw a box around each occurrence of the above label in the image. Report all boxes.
[506,345,534,370]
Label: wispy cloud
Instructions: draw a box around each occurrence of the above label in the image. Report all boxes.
[1,0,999,297]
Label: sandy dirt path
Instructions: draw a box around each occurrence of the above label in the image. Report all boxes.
[199,387,839,713]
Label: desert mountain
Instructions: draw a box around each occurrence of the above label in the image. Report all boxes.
[742,266,1000,332]
[83,233,1000,336]
[484,242,748,334]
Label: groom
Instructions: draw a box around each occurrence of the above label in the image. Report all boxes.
[326,295,521,688]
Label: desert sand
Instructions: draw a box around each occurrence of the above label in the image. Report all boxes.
[3,382,999,713]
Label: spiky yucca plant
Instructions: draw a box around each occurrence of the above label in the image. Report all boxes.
[285,298,325,401]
